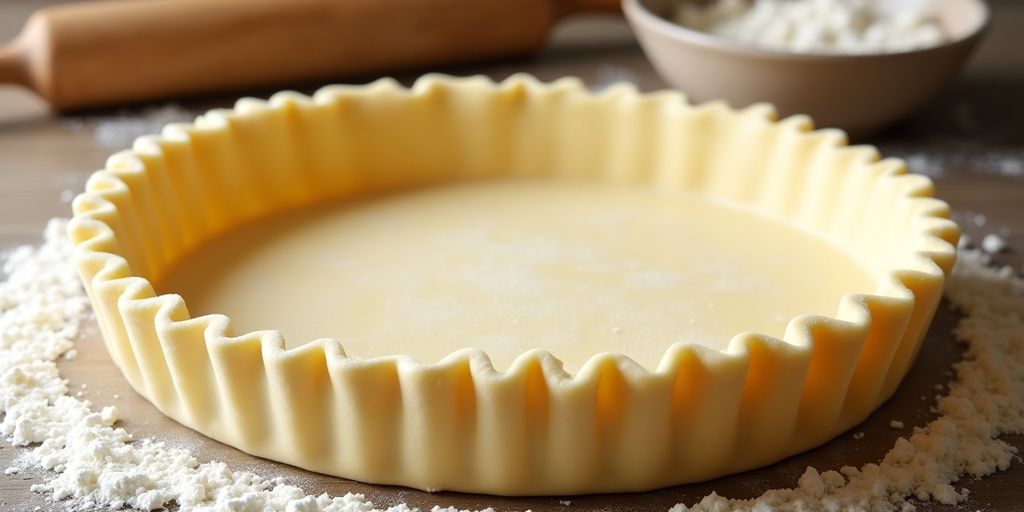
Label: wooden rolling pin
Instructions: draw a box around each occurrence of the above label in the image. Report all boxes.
[0,0,621,111]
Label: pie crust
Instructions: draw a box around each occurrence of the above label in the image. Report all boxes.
[68,74,959,495]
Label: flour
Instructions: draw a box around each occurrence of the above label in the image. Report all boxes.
[673,240,1024,511]
[63,105,196,150]
[673,0,946,54]
[981,234,1007,254]
[0,220,1022,511]
[591,64,639,92]
[895,149,1024,180]
[966,212,987,228]
[0,221,418,511]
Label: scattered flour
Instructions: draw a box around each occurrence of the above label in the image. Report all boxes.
[967,212,987,228]
[897,149,1024,179]
[590,64,639,92]
[673,240,1024,511]
[0,221,418,511]
[982,234,1008,254]
[998,158,1024,177]
[63,105,196,150]
[888,420,905,430]
[673,0,945,54]
[0,220,1021,512]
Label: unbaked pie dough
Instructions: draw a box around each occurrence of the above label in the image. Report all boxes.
[69,75,958,495]
[160,180,875,372]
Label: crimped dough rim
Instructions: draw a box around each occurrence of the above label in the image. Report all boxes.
[68,74,958,495]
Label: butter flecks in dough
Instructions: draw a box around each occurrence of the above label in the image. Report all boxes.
[68,74,958,495]
[158,180,876,372]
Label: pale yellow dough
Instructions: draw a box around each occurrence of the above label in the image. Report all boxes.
[69,75,958,495]
[162,180,874,371]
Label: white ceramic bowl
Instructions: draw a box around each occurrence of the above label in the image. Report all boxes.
[624,0,990,137]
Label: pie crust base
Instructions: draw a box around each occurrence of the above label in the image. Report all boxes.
[157,180,877,372]
[69,75,958,495]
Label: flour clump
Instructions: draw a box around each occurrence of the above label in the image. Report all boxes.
[674,0,946,54]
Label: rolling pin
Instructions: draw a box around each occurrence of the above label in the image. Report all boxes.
[0,0,622,111]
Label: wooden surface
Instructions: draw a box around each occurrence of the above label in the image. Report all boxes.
[0,1,1022,510]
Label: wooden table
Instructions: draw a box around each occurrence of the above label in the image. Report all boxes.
[0,1,1021,510]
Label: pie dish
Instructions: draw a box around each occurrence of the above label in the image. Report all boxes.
[68,74,959,495]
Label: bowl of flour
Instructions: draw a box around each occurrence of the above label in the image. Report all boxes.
[624,0,990,137]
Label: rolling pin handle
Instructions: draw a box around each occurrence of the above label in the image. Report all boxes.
[0,43,31,89]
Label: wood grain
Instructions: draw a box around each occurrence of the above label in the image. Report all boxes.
[0,1,1021,510]
[0,0,621,111]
